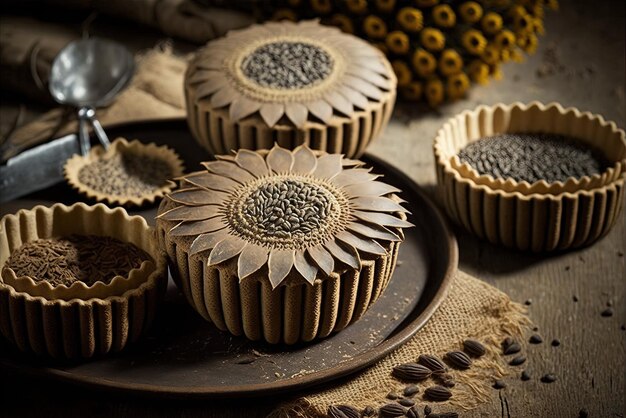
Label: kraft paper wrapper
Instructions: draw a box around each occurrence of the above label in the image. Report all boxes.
[0,203,168,358]
[185,88,396,159]
[64,137,185,207]
[156,198,405,345]
[434,102,626,252]
[434,102,626,195]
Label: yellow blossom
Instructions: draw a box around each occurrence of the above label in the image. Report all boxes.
[482,12,503,35]
[363,15,388,39]
[432,4,456,28]
[468,59,490,84]
[386,31,411,54]
[392,60,413,86]
[425,78,445,107]
[495,30,516,49]
[439,49,464,76]
[447,72,470,99]
[397,7,424,32]
[458,1,483,23]
[420,27,446,51]
[462,29,487,55]
[412,48,437,77]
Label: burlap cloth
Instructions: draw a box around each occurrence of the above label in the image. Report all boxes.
[0,18,531,417]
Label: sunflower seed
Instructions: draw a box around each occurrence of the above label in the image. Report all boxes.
[418,355,447,374]
[509,355,526,366]
[403,385,420,396]
[398,398,415,407]
[387,392,400,400]
[551,339,561,347]
[503,342,521,355]
[601,307,614,317]
[541,374,557,383]
[493,380,506,389]
[424,386,452,401]
[444,351,472,370]
[407,406,421,418]
[363,406,375,416]
[424,405,432,415]
[379,403,406,417]
[529,334,543,344]
[327,405,349,418]
[393,363,432,381]
[521,370,531,381]
[462,339,486,357]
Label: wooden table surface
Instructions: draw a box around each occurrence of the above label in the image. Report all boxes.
[1,1,624,417]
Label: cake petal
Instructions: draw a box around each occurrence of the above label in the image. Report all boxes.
[324,91,353,117]
[238,244,270,279]
[208,236,247,266]
[347,67,392,90]
[337,85,369,110]
[306,100,333,124]
[157,205,221,222]
[194,75,227,100]
[229,97,262,122]
[324,239,361,270]
[235,149,270,177]
[294,250,318,285]
[342,76,383,101]
[267,145,294,173]
[354,57,388,74]
[169,217,226,236]
[312,154,343,180]
[268,249,295,288]
[202,161,255,184]
[350,197,410,213]
[307,245,334,276]
[189,229,229,255]
[343,181,400,197]
[336,231,387,255]
[184,172,239,192]
[167,188,229,206]
[210,85,237,108]
[331,169,380,187]
[291,145,318,174]
[285,102,309,128]
[346,222,400,241]
[351,210,414,228]
[260,103,285,127]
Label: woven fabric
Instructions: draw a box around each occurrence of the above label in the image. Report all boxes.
[270,270,529,417]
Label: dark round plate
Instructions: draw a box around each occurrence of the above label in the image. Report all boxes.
[0,119,457,399]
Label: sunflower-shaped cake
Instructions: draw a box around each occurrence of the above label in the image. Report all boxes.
[156,145,411,344]
[185,19,396,158]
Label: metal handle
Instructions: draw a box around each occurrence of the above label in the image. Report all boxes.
[77,106,110,154]
[78,113,91,156]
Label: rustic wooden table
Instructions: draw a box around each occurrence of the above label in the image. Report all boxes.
[1,1,624,416]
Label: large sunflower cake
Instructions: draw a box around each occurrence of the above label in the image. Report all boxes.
[156,145,411,344]
[185,19,397,158]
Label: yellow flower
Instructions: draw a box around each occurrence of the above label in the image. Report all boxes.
[500,48,511,62]
[416,0,439,7]
[363,15,388,39]
[401,81,423,100]
[510,48,524,62]
[481,44,500,64]
[420,27,446,51]
[495,30,516,49]
[310,0,332,14]
[272,9,298,21]
[482,12,503,35]
[514,13,532,33]
[329,14,355,34]
[534,18,545,35]
[346,0,368,14]
[375,0,396,13]
[438,49,463,76]
[392,60,412,87]
[490,64,503,80]
[432,4,456,28]
[425,78,444,107]
[458,1,483,23]
[446,72,470,99]
[468,59,489,84]
[461,29,487,55]
[397,7,424,32]
[524,33,538,54]
[386,31,411,55]
[412,48,437,77]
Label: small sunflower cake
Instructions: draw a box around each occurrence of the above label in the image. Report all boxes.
[156,145,411,344]
[185,19,396,158]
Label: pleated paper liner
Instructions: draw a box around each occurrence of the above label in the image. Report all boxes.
[184,20,397,158]
[64,137,184,207]
[434,102,626,196]
[0,203,168,358]
[433,102,626,252]
[156,199,404,345]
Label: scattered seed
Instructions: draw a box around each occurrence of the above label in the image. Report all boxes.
[607,300,613,307]
[335,405,360,418]
[327,405,349,418]
[424,385,452,401]
[442,379,456,388]
[532,326,539,332]
[551,339,561,347]
[407,405,421,418]
[621,324,625,331]
[618,251,624,257]
[578,408,589,417]
[462,339,486,357]
[387,392,400,400]
[393,363,432,381]
[363,406,375,417]
[379,403,406,417]
[444,351,472,370]
[403,385,420,397]
[424,405,432,415]
[541,374,557,383]
[524,299,532,305]
[509,355,526,366]
[601,307,614,317]
[398,398,416,407]
[502,337,513,348]
[418,355,447,374]
[503,342,521,355]
[493,380,506,389]
[521,370,531,381]
[573,295,579,302]
[529,334,543,344]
